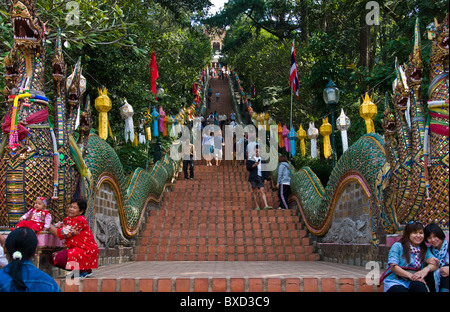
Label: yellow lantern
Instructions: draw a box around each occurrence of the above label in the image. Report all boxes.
[360,93,377,133]
[319,117,332,159]
[264,113,270,131]
[94,87,112,140]
[297,124,307,157]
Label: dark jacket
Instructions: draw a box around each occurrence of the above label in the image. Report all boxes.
[246,159,268,182]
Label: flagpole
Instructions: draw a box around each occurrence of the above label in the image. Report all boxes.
[290,87,293,131]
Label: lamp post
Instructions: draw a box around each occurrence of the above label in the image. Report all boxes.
[323,79,340,167]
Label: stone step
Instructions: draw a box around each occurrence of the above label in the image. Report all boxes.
[55,261,381,292]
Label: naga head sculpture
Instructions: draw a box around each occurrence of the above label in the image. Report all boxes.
[11,0,44,49]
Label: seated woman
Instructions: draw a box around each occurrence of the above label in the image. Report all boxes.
[382,221,438,292]
[49,198,98,278]
[0,227,60,292]
[424,223,449,292]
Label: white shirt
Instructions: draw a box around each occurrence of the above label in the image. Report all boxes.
[254,156,262,176]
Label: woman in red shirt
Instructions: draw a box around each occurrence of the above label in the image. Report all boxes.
[49,198,98,278]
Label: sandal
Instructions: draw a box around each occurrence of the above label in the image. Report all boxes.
[264,206,273,210]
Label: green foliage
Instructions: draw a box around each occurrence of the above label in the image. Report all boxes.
[0,0,212,172]
[203,0,449,147]
[290,155,333,187]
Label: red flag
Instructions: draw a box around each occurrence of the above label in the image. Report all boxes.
[150,51,159,95]
[192,81,200,104]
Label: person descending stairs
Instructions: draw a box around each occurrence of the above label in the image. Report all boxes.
[134,75,319,262]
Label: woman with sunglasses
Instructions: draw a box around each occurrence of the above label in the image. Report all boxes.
[382,221,438,292]
[424,223,449,292]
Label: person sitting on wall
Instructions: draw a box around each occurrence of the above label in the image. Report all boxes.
[381,221,438,292]
[49,198,98,279]
[424,222,449,292]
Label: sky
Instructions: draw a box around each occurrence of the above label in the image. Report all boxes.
[209,0,227,15]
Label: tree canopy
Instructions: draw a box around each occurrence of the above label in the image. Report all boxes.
[1,0,448,171]
[203,0,448,147]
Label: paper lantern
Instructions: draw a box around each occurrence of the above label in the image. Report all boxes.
[360,93,377,133]
[288,127,297,157]
[336,109,351,153]
[282,125,289,152]
[307,122,319,158]
[151,107,159,137]
[120,99,134,143]
[94,87,112,140]
[319,117,332,159]
[297,125,307,157]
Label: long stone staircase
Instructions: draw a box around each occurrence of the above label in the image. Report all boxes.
[55,76,379,292]
[134,160,318,262]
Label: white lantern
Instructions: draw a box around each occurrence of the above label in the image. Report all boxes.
[307,122,319,159]
[120,99,134,143]
[336,109,351,153]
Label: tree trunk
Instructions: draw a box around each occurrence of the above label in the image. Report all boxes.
[359,13,370,69]
[300,0,309,45]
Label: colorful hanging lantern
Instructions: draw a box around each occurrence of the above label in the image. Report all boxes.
[163,114,169,137]
[120,99,135,143]
[320,117,332,159]
[278,123,284,148]
[94,87,112,140]
[170,115,177,137]
[151,107,159,137]
[159,106,165,133]
[282,125,289,152]
[288,127,297,157]
[336,109,351,153]
[360,93,377,133]
[307,122,319,158]
[167,115,173,137]
[264,113,270,131]
[144,110,152,141]
[297,124,307,157]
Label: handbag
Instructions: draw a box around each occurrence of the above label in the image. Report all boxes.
[379,266,420,286]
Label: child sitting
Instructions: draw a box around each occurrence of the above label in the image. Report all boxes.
[16,197,52,234]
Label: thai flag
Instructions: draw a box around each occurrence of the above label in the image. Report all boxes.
[290,41,299,100]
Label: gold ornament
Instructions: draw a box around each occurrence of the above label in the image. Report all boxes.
[360,93,377,133]
[94,87,112,140]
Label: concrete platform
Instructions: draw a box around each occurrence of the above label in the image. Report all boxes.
[55,261,383,292]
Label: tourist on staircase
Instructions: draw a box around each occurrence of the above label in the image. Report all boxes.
[246,148,272,210]
[182,138,195,180]
[213,131,225,167]
[202,131,214,166]
[277,155,291,210]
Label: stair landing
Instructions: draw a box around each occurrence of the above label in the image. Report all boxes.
[56,261,381,292]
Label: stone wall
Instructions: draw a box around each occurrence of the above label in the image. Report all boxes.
[290,180,390,267]
[322,181,372,244]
